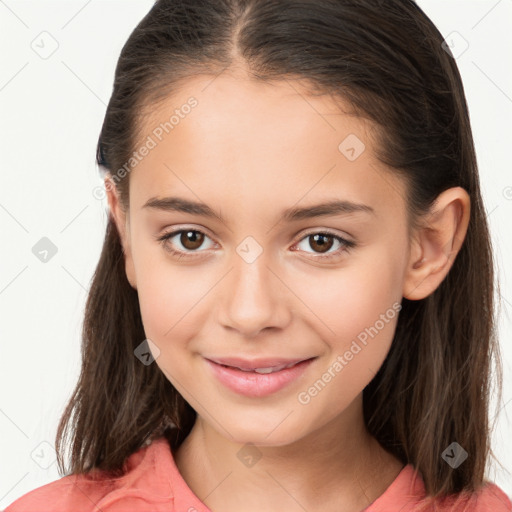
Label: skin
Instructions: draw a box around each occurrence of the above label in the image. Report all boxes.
[106,66,470,512]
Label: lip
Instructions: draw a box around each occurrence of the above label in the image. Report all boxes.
[204,357,316,398]
[206,356,309,371]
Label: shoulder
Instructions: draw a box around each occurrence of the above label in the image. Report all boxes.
[3,438,178,512]
[462,482,512,511]
[367,464,512,512]
[425,482,512,512]
[431,480,512,512]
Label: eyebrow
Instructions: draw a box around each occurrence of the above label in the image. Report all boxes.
[142,196,375,223]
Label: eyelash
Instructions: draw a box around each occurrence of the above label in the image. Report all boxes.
[156,228,356,262]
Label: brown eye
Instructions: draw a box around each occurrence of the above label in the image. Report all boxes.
[179,230,205,250]
[308,233,334,253]
[157,229,214,258]
[294,230,356,261]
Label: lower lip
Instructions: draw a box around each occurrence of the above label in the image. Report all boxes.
[204,358,315,398]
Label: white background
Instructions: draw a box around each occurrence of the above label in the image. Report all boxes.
[0,0,511,507]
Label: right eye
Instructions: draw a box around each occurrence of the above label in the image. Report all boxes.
[156,228,216,259]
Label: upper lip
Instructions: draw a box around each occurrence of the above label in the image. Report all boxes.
[206,356,315,371]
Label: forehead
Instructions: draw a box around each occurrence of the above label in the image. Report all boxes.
[129,72,407,222]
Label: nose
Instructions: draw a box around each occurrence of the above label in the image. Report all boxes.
[217,251,292,338]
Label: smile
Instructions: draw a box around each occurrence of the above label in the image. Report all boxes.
[204,357,316,397]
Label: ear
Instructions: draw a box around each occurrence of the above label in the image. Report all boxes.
[403,186,470,300]
[105,176,137,290]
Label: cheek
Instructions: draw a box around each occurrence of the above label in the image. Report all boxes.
[132,240,211,355]
[289,246,404,385]
[292,249,403,338]
[139,275,205,341]
[135,265,212,392]
[291,260,403,421]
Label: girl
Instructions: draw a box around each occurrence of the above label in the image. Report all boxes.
[5,0,511,511]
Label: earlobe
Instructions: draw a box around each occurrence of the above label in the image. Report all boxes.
[105,176,138,290]
[402,187,470,300]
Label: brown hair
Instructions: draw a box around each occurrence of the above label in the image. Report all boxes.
[55,0,504,503]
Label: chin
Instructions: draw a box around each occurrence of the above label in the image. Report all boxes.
[215,416,310,448]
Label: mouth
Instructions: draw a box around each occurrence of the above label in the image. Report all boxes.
[206,357,315,373]
[204,356,317,397]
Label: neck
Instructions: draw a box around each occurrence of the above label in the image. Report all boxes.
[174,396,404,512]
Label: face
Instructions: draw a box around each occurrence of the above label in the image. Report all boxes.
[110,70,414,446]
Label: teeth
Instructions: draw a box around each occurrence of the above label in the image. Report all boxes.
[254,367,282,374]
[238,362,299,374]
[220,361,304,373]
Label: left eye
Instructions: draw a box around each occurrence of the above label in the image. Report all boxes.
[156,229,356,260]
[293,231,356,260]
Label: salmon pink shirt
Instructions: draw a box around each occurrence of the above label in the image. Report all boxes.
[4,436,511,511]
